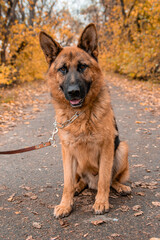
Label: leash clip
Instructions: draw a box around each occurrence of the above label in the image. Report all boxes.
[48,121,58,147]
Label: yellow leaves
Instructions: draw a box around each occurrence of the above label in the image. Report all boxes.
[0,15,74,85]
[0,64,17,85]
[99,0,160,81]
[7,24,49,83]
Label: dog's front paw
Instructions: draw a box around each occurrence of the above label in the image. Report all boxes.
[92,201,109,215]
[54,204,72,218]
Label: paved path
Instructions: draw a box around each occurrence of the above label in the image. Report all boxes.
[0,81,159,240]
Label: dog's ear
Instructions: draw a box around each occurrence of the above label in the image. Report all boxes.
[39,32,62,65]
[77,23,98,60]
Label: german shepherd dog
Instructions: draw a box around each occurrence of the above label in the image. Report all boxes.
[39,23,131,218]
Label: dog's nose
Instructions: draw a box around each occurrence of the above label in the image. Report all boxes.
[67,85,80,98]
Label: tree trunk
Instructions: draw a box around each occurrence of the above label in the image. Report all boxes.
[29,0,37,26]
[0,0,18,64]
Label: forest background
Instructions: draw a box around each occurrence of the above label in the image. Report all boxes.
[0,0,160,86]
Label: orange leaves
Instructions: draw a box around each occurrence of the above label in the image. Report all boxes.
[0,64,17,85]
[0,2,78,86]
[99,0,160,82]
[0,81,49,134]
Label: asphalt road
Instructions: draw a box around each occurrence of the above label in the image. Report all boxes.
[0,81,159,240]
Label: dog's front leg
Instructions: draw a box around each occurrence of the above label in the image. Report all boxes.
[54,146,76,218]
[92,141,114,214]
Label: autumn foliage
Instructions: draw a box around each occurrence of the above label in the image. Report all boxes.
[0,0,160,85]
[0,0,80,85]
[98,0,160,82]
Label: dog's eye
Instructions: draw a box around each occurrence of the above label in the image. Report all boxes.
[78,64,88,73]
[59,66,68,75]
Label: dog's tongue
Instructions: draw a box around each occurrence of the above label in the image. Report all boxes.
[70,99,81,105]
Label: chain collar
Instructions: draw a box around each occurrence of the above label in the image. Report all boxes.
[48,111,84,146]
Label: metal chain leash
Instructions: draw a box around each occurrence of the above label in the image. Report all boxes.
[48,111,84,147]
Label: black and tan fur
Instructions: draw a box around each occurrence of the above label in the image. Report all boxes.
[39,23,131,218]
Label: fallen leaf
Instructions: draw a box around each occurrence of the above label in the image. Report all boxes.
[22,186,32,191]
[149,120,156,123]
[50,237,59,240]
[135,121,146,124]
[149,181,158,186]
[8,193,16,202]
[120,205,130,212]
[132,205,141,211]
[39,188,44,193]
[32,222,42,229]
[134,181,158,190]
[83,233,89,237]
[31,211,39,215]
[155,193,160,197]
[0,207,4,211]
[33,107,40,112]
[59,219,69,228]
[24,121,30,124]
[150,238,160,240]
[111,233,121,237]
[91,220,105,225]
[134,181,142,187]
[26,236,35,240]
[136,192,145,196]
[23,192,38,200]
[155,214,160,220]
[152,202,160,207]
[134,211,143,216]
[15,211,21,214]
[143,176,149,179]
[133,164,145,168]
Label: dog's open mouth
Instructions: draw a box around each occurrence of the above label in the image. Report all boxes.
[70,99,84,107]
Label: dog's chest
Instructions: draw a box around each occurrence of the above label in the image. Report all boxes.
[60,129,101,173]
[60,127,103,147]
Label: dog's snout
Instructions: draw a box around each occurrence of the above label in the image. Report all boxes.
[67,85,80,97]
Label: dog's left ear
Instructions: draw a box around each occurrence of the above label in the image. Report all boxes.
[77,23,98,60]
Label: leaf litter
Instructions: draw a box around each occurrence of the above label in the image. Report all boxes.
[106,73,160,115]
[59,219,69,228]
[32,222,42,229]
[7,193,16,202]
[152,202,160,207]
[132,205,141,211]
[0,81,49,134]
[91,220,105,226]
[23,192,38,200]
[134,211,143,216]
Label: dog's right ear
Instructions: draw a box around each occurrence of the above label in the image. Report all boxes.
[39,32,62,65]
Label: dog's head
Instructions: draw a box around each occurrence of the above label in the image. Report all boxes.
[39,24,103,108]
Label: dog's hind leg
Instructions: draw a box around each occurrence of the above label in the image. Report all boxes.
[111,141,131,195]
[74,176,87,196]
